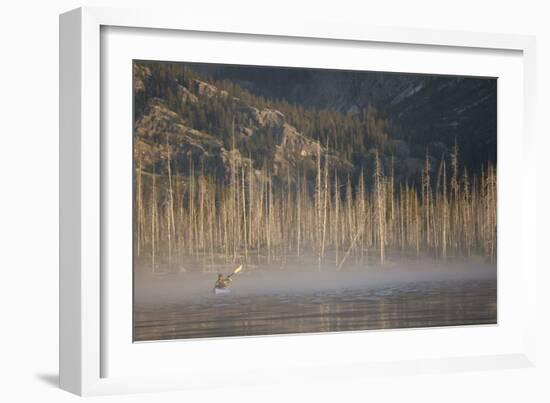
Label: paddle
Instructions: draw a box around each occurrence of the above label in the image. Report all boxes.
[227,265,243,279]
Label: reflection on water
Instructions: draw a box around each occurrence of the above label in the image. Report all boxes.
[134,279,496,341]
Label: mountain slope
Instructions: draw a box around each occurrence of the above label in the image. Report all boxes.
[133,61,495,187]
[199,64,497,169]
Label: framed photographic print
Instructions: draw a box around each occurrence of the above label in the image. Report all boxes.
[132,59,498,341]
[60,7,537,396]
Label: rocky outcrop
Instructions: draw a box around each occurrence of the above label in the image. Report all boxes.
[135,98,274,180]
[177,86,198,104]
[135,92,344,180]
[192,79,229,99]
[133,64,151,94]
[135,99,224,171]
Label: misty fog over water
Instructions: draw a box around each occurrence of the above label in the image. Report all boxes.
[134,258,497,341]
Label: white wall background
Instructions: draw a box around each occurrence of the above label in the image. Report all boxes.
[0,1,548,402]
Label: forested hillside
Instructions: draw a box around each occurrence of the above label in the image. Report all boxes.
[192,63,497,170]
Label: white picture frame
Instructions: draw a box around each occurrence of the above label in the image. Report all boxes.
[60,6,537,396]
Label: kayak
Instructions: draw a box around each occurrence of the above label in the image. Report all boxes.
[213,287,231,295]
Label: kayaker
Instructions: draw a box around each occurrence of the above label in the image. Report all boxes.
[215,273,232,289]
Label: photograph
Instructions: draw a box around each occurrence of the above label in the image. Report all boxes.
[132,60,497,342]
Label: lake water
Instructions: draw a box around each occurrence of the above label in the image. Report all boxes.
[134,278,496,341]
